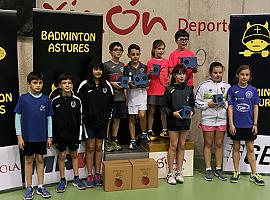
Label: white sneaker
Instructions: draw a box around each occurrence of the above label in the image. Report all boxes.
[167,173,176,185]
[175,172,184,183]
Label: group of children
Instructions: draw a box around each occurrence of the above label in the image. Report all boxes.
[15,29,265,200]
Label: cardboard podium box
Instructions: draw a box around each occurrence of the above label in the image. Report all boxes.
[140,138,194,152]
[103,160,132,192]
[129,158,158,189]
[149,149,194,178]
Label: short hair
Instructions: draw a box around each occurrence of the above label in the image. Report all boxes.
[171,64,187,83]
[127,44,140,54]
[58,72,73,84]
[27,71,43,83]
[174,30,189,41]
[209,61,225,74]
[109,42,123,51]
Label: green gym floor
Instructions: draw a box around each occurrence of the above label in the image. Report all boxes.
[1,170,269,200]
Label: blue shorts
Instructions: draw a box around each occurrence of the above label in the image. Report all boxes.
[112,101,127,119]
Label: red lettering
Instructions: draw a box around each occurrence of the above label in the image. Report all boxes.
[189,22,196,31]
[106,5,140,35]
[178,18,188,30]
[142,12,167,35]
[207,22,215,31]
[198,21,206,36]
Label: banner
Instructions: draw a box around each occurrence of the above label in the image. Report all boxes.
[33,9,103,95]
[224,14,270,172]
[0,145,22,191]
[0,9,19,147]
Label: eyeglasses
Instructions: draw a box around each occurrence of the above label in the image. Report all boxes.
[177,38,189,42]
[113,48,123,52]
[130,53,140,56]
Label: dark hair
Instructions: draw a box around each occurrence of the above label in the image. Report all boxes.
[58,72,73,84]
[151,39,165,57]
[171,64,187,83]
[27,71,43,83]
[88,62,107,86]
[209,61,225,74]
[235,64,252,83]
[174,30,189,41]
[109,41,123,51]
[127,44,140,54]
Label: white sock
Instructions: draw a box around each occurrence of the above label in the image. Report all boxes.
[38,184,43,188]
[206,168,211,171]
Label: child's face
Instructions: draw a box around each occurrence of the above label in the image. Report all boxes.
[174,71,186,83]
[210,66,224,82]
[110,45,123,59]
[128,49,141,65]
[176,36,189,50]
[59,79,73,94]
[154,44,165,59]
[29,79,43,94]
[237,69,250,85]
[92,67,103,79]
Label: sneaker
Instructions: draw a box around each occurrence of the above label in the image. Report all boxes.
[24,187,33,200]
[148,130,157,141]
[214,169,227,181]
[129,140,137,150]
[86,175,95,188]
[175,171,184,183]
[95,173,103,186]
[36,186,51,198]
[105,140,114,152]
[139,133,150,142]
[204,169,214,181]
[73,177,86,190]
[167,173,176,185]
[111,140,122,151]
[249,173,265,186]
[56,179,67,193]
[160,130,169,138]
[230,171,240,183]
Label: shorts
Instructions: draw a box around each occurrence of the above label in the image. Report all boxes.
[228,128,257,141]
[168,125,190,131]
[83,124,107,139]
[147,95,166,106]
[55,138,79,152]
[112,101,127,119]
[128,104,147,114]
[199,124,227,132]
[23,142,47,156]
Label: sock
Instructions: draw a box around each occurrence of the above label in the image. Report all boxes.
[111,136,117,141]
[38,184,43,188]
[216,167,221,170]
[162,129,167,131]
[131,139,136,142]
[74,176,79,180]
[143,132,147,135]
[61,177,66,182]
[206,168,211,171]
[148,129,153,132]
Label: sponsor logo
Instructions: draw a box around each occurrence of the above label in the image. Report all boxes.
[0,163,20,174]
[236,103,250,112]
[102,88,107,93]
[71,101,76,108]
[40,105,46,111]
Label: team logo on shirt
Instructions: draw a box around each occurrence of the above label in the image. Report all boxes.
[221,87,225,94]
[236,103,250,112]
[103,88,107,93]
[186,96,190,103]
[139,68,145,73]
[245,91,253,99]
[120,66,124,72]
[71,101,76,108]
[40,105,46,111]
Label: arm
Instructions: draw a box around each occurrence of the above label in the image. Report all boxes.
[189,89,195,117]
[15,113,24,150]
[195,84,209,110]
[252,105,259,135]
[47,116,52,147]
[228,105,236,135]
[161,88,175,117]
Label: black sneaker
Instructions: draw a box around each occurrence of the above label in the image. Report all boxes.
[230,171,240,183]
[250,173,265,186]
[214,169,227,181]
[204,169,214,181]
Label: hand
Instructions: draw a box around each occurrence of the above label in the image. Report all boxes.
[47,138,52,148]
[190,111,194,118]
[229,124,236,135]
[129,81,136,89]
[252,125,258,135]
[208,100,217,108]
[111,82,122,90]
[17,136,25,150]
[173,110,182,119]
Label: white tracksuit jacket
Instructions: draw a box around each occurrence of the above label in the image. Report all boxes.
[195,79,231,126]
